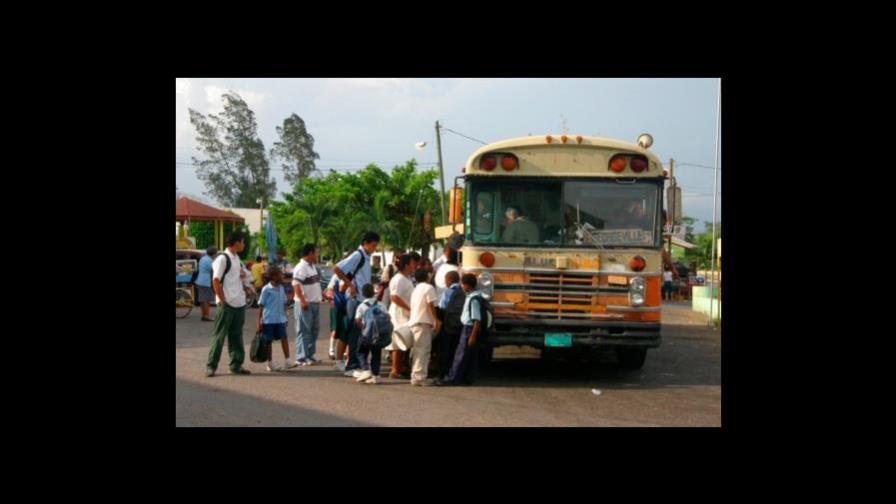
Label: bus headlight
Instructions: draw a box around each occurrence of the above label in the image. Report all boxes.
[629,276,645,307]
[479,271,494,299]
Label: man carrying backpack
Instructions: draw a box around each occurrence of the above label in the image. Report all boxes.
[332,232,380,377]
[353,284,391,384]
[434,270,464,381]
[206,232,251,377]
[437,274,486,386]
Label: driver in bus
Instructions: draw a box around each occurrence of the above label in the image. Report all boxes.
[611,198,649,230]
[501,207,540,243]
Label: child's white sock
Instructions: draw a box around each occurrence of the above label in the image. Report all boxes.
[329,338,336,354]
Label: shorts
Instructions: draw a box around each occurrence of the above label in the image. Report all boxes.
[196,286,215,303]
[329,306,338,332]
[333,304,349,342]
[261,323,287,342]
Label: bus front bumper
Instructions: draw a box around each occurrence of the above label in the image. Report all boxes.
[488,319,661,349]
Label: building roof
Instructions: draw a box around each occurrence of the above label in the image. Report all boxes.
[176,196,245,222]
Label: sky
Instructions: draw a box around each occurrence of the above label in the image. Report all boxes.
[176,78,721,231]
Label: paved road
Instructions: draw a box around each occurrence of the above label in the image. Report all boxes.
[176,301,720,427]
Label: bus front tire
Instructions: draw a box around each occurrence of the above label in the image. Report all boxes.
[616,348,647,370]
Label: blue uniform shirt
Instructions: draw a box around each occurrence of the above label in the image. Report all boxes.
[438,283,461,310]
[335,247,371,300]
[196,255,214,287]
[460,290,483,326]
[259,283,289,325]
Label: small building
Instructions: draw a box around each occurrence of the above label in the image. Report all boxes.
[176,196,245,250]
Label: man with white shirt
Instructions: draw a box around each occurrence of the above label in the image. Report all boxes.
[206,232,251,377]
[431,245,451,278]
[293,243,323,366]
[408,268,440,386]
[388,254,415,379]
[434,249,460,297]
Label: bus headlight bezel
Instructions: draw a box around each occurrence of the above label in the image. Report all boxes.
[478,271,494,299]
[629,276,646,307]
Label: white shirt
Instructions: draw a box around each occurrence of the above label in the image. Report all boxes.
[388,272,414,326]
[663,271,674,282]
[432,254,447,276]
[434,263,460,296]
[292,259,323,302]
[212,249,246,308]
[409,282,439,326]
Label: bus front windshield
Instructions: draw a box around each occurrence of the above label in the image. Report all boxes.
[469,179,660,248]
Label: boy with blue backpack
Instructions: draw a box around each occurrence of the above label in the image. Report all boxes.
[437,274,487,386]
[353,283,392,384]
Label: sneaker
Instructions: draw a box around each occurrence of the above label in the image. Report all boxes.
[411,379,434,387]
[206,367,215,377]
[266,362,278,372]
[230,367,251,375]
[363,375,379,384]
[355,370,373,382]
[283,361,299,370]
[328,352,337,361]
[344,370,357,377]
[300,359,312,366]
[334,361,346,372]
[307,357,320,364]
[351,369,365,378]
[389,372,410,380]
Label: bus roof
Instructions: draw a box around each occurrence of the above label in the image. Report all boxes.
[463,135,664,178]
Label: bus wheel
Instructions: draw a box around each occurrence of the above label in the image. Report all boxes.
[616,348,647,370]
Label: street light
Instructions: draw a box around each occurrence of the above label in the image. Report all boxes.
[415,122,447,225]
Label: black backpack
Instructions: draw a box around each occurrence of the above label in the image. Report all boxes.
[441,288,466,335]
[467,294,494,339]
[215,252,233,281]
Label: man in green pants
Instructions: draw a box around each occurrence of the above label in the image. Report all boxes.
[206,232,252,377]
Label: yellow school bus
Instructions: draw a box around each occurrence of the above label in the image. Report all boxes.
[437,133,664,369]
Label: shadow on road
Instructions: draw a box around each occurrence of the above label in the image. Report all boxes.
[176,378,375,427]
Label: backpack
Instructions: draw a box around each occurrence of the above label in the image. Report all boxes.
[333,250,366,309]
[360,300,393,348]
[249,331,270,363]
[441,287,466,335]
[466,294,494,339]
[215,252,233,281]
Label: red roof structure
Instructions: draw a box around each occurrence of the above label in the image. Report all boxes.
[176,196,244,222]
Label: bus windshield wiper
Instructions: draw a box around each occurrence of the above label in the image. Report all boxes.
[574,202,605,251]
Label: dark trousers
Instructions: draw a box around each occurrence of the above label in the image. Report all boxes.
[435,327,461,379]
[446,325,478,384]
[343,299,362,371]
[357,344,383,375]
[207,303,246,371]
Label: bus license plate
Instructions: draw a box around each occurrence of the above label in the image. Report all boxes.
[544,333,572,347]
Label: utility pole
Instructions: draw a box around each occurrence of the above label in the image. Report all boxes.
[667,158,674,257]
[709,79,721,327]
[435,120,447,225]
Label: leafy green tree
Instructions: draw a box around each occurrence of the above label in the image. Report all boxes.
[271,113,320,185]
[189,92,276,207]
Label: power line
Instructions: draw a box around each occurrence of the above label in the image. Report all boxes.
[439,126,487,145]
[673,162,719,171]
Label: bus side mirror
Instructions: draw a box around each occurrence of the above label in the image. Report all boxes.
[449,186,464,224]
[666,185,683,225]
